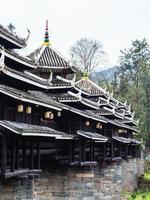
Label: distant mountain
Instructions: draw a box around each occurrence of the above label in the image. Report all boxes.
[91,66,118,83]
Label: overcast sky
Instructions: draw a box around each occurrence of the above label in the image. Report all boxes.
[1,0,150,68]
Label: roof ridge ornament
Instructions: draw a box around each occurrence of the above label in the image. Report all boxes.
[124,100,127,106]
[25,28,31,42]
[56,74,76,84]
[67,90,82,101]
[48,71,53,84]
[0,46,5,71]
[83,70,88,80]
[107,96,110,104]
[43,20,50,46]
[110,90,113,97]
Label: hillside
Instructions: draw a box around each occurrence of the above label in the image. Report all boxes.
[91,66,118,83]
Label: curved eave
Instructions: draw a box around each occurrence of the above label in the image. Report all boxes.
[0,32,26,49]
[2,68,72,89]
[81,99,100,110]
[0,87,62,111]
[0,121,74,139]
[4,50,37,69]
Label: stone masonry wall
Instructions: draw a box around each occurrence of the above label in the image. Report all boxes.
[0,158,144,200]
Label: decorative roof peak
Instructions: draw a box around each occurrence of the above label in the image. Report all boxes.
[83,70,89,80]
[43,20,50,46]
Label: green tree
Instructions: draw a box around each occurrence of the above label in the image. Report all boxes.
[117,39,150,142]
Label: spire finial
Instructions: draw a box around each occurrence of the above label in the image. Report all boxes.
[43,20,50,46]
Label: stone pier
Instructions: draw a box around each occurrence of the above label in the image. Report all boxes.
[0,158,144,200]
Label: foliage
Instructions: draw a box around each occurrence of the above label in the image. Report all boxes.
[122,171,150,199]
[70,38,105,76]
[113,39,150,143]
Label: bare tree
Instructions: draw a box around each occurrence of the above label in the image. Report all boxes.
[70,38,105,75]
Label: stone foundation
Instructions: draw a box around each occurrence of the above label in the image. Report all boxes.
[0,158,144,200]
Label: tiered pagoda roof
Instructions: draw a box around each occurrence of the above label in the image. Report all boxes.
[0,21,142,179]
[0,24,27,49]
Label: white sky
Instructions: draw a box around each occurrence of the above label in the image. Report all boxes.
[1,0,150,68]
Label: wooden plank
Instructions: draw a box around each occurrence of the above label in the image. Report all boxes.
[4,169,42,179]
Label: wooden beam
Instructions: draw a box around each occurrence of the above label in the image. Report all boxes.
[1,133,7,176]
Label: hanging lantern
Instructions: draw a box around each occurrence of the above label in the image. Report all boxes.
[96,123,100,129]
[17,104,23,112]
[57,111,61,117]
[118,128,123,133]
[44,111,50,119]
[85,120,90,127]
[26,106,32,114]
[99,124,103,129]
[49,112,54,120]
[96,122,103,129]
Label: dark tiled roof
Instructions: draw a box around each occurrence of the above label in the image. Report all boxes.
[90,108,114,115]
[30,91,79,102]
[0,84,138,131]
[3,48,36,67]
[0,120,73,139]
[77,130,108,141]
[29,91,108,123]
[29,46,70,68]
[0,24,26,48]
[0,84,62,111]
[112,136,131,143]
[2,66,72,89]
[74,78,106,96]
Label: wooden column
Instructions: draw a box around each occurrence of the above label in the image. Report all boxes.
[22,139,27,168]
[104,126,106,158]
[1,133,7,176]
[11,136,16,172]
[111,140,114,159]
[37,140,40,169]
[111,127,114,159]
[82,141,86,162]
[15,139,19,169]
[30,140,34,169]
[125,144,128,158]
[90,140,94,161]
[68,141,73,163]
[79,139,83,162]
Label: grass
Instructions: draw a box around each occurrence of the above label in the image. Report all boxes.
[143,172,150,181]
[122,171,150,200]
[127,191,150,200]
